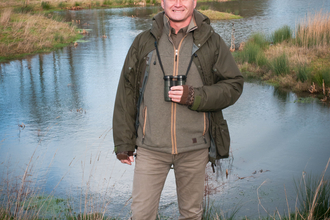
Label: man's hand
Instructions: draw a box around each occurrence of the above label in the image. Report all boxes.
[117,151,134,165]
[121,156,134,165]
[169,85,194,106]
[168,86,183,103]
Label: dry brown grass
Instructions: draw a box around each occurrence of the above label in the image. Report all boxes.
[295,10,330,48]
[0,12,79,57]
[0,8,12,26]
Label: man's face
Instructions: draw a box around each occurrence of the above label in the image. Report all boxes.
[161,0,196,27]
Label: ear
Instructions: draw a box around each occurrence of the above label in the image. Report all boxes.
[161,0,165,9]
[193,0,197,8]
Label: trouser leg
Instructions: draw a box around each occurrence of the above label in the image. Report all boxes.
[131,147,172,220]
[173,148,209,220]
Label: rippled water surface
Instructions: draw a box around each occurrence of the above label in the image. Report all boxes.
[1,0,330,218]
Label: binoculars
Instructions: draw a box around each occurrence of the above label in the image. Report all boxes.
[164,75,186,102]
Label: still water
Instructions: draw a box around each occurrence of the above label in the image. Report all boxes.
[1,0,330,218]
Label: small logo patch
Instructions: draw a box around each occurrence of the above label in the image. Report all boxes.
[192,138,197,143]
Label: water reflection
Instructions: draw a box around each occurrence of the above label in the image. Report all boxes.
[1,1,330,218]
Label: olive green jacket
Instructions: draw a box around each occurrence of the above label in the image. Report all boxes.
[113,10,244,161]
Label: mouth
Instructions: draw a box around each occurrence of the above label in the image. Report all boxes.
[172,9,185,12]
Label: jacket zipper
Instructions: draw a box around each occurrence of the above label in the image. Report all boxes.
[171,35,188,154]
[142,106,147,144]
[202,112,208,144]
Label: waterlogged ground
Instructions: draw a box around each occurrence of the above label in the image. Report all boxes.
[1,0,330,218]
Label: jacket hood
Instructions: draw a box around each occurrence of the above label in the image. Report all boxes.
[150,10,213,47]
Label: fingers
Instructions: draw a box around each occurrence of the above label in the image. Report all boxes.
[168,86,183,102]
[121,156,134,165]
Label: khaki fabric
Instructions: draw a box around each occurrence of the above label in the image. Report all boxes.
[131,147,209,220]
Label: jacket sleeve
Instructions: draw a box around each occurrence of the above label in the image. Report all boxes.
[190,36,244,112]
[113,39,139,154]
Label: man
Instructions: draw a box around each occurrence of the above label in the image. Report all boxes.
[112,0,244,218]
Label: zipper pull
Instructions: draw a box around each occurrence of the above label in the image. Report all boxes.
[175,50,178,61]
[142,136,145,144]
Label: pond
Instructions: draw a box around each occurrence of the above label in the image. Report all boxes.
[1,0,330,218]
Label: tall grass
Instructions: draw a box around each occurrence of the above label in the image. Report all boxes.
[296,65,310,82]
[271,53,290,76]
[0,8,11,26]
[250,32,269,49]
[294,159,330,220]
[41,1,51,10]
[295,11,330,48]
[271,25,292,44]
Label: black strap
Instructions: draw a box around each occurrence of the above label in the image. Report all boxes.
[154,41,166,77]
[185,54,196,77]
[135,52,153,137]
[155,41,195,77]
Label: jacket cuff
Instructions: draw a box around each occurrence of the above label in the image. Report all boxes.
[179,85,195,106]
[116,151,134,160]
[189,88,202,111]
[114,144,136,154]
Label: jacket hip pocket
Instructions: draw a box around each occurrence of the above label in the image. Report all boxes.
[214,119,230,158]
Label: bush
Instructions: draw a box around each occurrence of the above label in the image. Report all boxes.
[75,2,80,6]
[41,1,51,10]
[272,25,292,44]
[271,53,290,76]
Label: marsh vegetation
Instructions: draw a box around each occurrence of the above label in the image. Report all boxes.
[235,10,330,100]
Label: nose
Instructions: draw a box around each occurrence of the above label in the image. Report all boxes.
[174,0,183,6]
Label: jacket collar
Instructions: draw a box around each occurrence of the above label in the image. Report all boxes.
[150,10,214,48]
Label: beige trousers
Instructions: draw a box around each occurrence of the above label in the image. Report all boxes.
[131,147,209,220]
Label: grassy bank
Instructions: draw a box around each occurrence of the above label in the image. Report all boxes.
[0,8,82,62]
[199,9,241,20]
[234,10,330,101]
[0,0,159,12]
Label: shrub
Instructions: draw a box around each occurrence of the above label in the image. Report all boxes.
[225,8,231,13]
[271,25,292,44]
[271,53,290,76]
[75,2,80,6]
[41,1,51,10]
